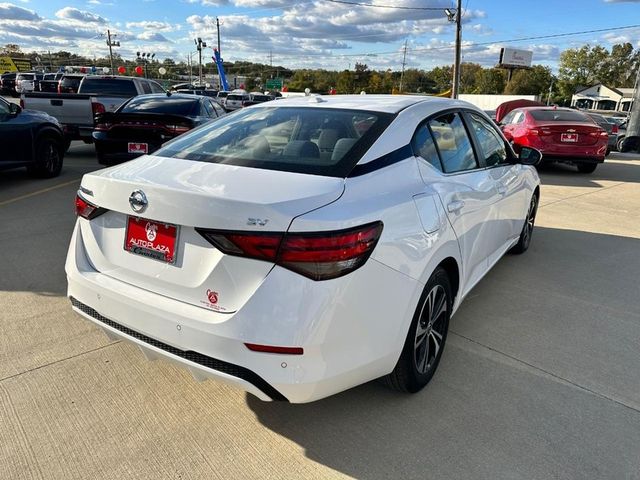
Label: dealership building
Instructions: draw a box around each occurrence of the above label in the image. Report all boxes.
[571,84,635,112]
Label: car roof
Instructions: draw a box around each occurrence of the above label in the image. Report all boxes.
[248,94,471,114]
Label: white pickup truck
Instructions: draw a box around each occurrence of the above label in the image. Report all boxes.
[21,76,165,144]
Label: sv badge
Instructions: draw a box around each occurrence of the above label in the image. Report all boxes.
[247,218,269,227]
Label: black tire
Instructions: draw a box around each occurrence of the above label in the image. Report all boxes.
[577,163,597,174]
[510,193,538,254]
[383,266,451,393]
[27,134,63,178]
[616,136,625,152]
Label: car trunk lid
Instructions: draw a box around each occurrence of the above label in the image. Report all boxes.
[77,156,345,313]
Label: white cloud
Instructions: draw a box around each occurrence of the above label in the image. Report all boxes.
[55,7,106,24]
[126,20,180,32]
[137,31,172,42]
[0,3,40,21]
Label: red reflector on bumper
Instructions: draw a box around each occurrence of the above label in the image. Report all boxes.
[245,343,304,355]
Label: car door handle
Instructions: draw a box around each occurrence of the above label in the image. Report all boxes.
[496,184,507,195]
[447,200,465,213]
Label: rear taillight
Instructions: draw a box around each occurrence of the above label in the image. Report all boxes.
[75,194,106,220]
[528,129,539,136]
[589,130,608,138]
[165,124,191,135]
[19,99,24,109]
[92,102,106,115]
[197,221,383,281]
[612,124,618,134]
[57,83,62,94]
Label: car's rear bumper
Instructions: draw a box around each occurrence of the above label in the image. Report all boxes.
[93,135,163,163]
[66,221,421,403]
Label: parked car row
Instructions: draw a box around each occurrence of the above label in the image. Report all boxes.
[1,72,87,96]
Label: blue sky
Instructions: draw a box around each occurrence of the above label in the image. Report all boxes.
[0,0,639,71]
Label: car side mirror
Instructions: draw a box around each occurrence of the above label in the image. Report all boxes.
[9,103,21,116]
[518,146,542,166]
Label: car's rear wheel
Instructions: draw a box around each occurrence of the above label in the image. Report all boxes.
[27,134,63,178]
[616,136,625,152]
[510,193,538,254]
[577,163,598,174]
[383,267,451,393]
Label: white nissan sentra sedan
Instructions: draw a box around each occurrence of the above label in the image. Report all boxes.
[66,95,541,403]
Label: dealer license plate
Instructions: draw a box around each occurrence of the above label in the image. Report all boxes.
[561,133,578,143]
[128,142,148,154]
[124,216,178,264]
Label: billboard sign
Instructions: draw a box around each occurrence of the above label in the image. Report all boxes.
[499,48,533,68]
[0,57,32,73]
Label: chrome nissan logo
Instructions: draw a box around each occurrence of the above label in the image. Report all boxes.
[129,190,148,213]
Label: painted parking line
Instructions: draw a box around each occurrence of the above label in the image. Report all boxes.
[0,178,80,208]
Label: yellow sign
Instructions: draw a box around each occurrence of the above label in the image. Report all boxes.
[0,57,32,73]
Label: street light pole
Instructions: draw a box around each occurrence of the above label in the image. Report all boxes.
[195,38,207,86]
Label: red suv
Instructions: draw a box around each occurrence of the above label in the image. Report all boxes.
[500,107,608,174]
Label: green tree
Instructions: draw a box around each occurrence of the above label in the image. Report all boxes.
[427,65,452,94]
[459,62,483,94]
[558,44,609,99]
[504,65,555,96]
[0,44,22,56]
[336,70,354,93]
[474,68,506,94]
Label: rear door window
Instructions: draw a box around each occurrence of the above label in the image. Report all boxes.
[429,112,478,173]
[140,81,152,94]
[412,123,443,172]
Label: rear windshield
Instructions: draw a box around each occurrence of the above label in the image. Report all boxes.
[61,76,82,85]
[155,106,394,177]
[79,78,137,96]
[121,97,198,115]
[17,74,34,80]
[529,110,590,122]
[227,94,246,101]
[252,95,272,102]
[217,92,228,98]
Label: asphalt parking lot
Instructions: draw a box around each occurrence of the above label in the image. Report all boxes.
[2,144,640,480]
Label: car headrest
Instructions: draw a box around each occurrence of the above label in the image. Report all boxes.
[331,138,358,162]
[283,140,320,158]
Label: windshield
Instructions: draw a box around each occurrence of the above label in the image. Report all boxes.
[529,110,590,122]
[155,106,394,177]
[121,97,198,115]
[17,74,34,81]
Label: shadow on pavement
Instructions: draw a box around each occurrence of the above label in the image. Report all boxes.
[538,152,640,187]
[247,226,640,480]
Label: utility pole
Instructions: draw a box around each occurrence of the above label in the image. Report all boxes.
[195,37,207,86]
[216,17,221,55]
[450,0,462,99]
[106,30,120,72]
[399,40,408,93]
[547,79,554,106]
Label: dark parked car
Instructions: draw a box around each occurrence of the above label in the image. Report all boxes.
[93,93,225,165]
[58,74,85,94]
[1,72,17,96]
[0,96,65,177]
[39,73,64,93]
[586,112,620,154]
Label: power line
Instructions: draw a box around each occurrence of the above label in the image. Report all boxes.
[322,0,451,10]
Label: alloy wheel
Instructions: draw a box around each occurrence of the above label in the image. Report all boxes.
[414,284,447,374]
